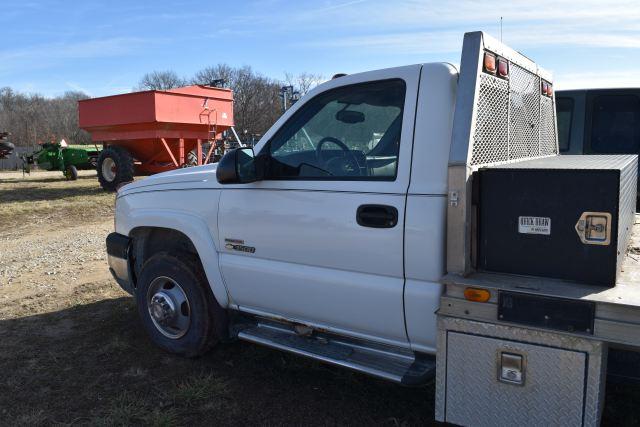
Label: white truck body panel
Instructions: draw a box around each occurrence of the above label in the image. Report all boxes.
[219,190,408,346]
[402,63,458,352]
[403,196,447,353]
[408,63,458,196]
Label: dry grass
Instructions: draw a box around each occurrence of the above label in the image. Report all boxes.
[0,170,115,239]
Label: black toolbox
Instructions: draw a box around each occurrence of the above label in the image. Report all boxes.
[476,155,637,286]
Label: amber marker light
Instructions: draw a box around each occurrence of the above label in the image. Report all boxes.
[463,287,491,303]
[484,52,496,74]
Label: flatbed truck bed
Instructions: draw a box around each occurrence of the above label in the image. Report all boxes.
[441,214,640,349]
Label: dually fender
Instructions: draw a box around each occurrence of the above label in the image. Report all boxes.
[119,208,230,307]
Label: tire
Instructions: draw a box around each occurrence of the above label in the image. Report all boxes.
[136,252,227,357]
[186,149,212,167]
[186,150,199,167]
[97,146,134,191]
[64,164,78,181]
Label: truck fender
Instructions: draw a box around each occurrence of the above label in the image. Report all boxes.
[123,209,230,307]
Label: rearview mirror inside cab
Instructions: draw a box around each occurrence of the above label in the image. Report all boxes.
[336,109,365,124]
[216,147,258,184]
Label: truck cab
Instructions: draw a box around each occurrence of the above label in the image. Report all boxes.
[107,60,458,383]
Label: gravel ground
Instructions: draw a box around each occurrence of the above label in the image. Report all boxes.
[0,219,118,319]
[0,170,122,320]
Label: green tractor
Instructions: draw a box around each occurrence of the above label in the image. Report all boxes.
[25,140,101,180]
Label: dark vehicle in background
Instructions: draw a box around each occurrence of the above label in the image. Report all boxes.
[557,88,640,384]
[556,88,640,155]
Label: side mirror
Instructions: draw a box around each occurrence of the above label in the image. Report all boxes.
[216,147,259,184]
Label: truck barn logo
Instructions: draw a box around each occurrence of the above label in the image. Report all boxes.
[518,216,551,235]
[224,238,256,254]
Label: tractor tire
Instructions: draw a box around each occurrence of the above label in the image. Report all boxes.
[64,165,78,181]
[97,146,134,192]
[185,149,206,167]
[136,252,227,357]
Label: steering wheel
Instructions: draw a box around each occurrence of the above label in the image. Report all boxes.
[315,136,362,176]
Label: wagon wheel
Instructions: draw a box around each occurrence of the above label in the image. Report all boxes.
[97,146,134,192]
[64,165,78,181]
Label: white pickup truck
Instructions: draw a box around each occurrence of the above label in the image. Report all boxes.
[106,31,640,425]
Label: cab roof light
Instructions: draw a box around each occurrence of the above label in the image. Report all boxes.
[497,58,509,78]
[483,52,496,74]
[546,82,553,97]
[463,287,491,303]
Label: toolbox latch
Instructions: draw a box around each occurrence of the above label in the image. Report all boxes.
[575,212,612,246]
[499,352,525,385]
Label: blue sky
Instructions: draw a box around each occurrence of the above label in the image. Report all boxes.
[2,0,639,97]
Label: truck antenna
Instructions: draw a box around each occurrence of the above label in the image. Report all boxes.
[500,17,503,42]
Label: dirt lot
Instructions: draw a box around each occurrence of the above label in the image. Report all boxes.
[1,170,639,426]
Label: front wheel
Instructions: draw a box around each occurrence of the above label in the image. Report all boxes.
[64,165,78,181]
[136,252,227,357]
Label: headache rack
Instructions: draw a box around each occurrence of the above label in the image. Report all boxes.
[447,31,558,276]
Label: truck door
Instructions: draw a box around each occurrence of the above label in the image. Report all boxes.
[217,66,421,347]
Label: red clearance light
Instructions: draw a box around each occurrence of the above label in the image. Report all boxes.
[541,81,549,96]
[497,58,509,78]
[546,82,553,97]
[484,52,496,74]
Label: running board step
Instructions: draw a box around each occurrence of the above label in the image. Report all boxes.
[237,322,435,385]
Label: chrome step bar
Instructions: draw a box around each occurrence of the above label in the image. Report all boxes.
[236,320,435,385]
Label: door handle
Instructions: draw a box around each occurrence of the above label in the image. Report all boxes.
[356,204,398,228]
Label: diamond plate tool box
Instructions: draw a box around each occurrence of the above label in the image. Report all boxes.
[475,154,637,286]
[435,317,606,427]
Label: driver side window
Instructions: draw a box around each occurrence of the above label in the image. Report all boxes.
[263,79,406,180]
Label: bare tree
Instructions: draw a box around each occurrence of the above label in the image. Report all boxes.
[0,88,91,153]
[192,64,234,87]
[284,72,324,96]
[136,70,187,91]
[192,64,282,137]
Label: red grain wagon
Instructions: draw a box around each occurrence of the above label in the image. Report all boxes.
[79,85,234,191]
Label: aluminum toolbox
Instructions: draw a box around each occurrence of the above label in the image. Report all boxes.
[475,155,637,286]
[435,316,606,427]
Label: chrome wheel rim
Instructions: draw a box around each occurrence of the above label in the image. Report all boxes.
[102,157,117,182]
[147,276,191,339]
